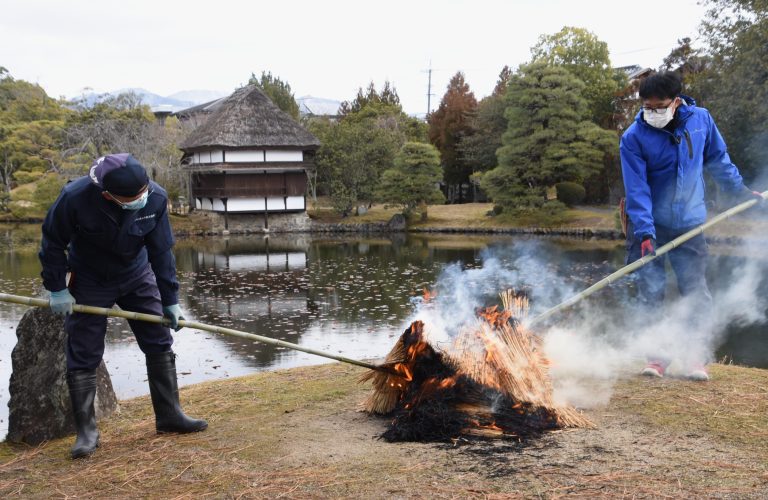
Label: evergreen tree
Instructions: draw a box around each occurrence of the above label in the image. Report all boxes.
[249,71,300,120]
[458,66,512,175]
[531,27,621,127]
[428,71,478,202]
[376,142,444,220]
[481,62,616,211]
[308,81,427,214]
[691,0,768,181]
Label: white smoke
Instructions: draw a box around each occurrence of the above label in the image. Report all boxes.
[404,234,768,410]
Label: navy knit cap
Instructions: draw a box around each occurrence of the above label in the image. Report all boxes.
[89,154,149,196]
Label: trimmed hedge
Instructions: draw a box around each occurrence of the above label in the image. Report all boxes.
[555,182,586,207]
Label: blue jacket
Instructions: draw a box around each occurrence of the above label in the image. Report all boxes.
[39,176,179,305]
[620,95,745,239]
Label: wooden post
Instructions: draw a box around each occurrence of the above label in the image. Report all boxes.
[222,197,228,230]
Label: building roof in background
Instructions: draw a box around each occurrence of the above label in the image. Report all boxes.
[180,85,320,150]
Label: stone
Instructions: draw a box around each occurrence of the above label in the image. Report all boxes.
[6,307,118,445]
[356,205,368,216]
[387,213,407,231]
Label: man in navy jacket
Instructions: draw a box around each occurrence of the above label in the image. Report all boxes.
[621,72,759,382]
[39,154,207,459]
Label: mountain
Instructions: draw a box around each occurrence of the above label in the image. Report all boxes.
[71,88,228,112]
[167,89,229,104]
[296,95,341,116]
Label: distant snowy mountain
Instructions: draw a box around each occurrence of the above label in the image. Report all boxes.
[297,95,341,116]
[72,88,228,112]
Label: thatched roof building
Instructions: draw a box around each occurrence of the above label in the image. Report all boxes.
[178,85,319,223]
[181,85,319,150]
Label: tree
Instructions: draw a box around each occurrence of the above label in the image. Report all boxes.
[311,111,405,216]
[480,62,616,211]
[531,26,621,126]
[376,142,445,220]
[339,81,401,117]
[428,72,478,202]
[65,92,189,202]
[307,82,426,214]
[691,0,767,182]
[458,66,512,176]
[249,71,300,120]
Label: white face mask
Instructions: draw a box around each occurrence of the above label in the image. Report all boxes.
[643,100,677,129]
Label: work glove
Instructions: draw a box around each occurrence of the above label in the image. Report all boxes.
[743,186,765,205]
[640,235,656,257]
[162,304,185,332]
[50,289,76,316]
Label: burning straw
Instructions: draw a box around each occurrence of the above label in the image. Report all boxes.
[361,290,593,442]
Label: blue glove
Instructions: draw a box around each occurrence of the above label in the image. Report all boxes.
[50,289,76,316]
[162,304,185,331]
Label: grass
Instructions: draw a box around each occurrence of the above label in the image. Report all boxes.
[2,362,767,497]
[308,199,619,231]
[613,364,768,457]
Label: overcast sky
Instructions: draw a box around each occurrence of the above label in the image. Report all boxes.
[1,0,707,116]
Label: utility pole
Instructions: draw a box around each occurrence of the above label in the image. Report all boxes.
[422,61,435,118]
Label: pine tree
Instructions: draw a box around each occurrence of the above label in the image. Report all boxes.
[249,71,300,120]
[480,62,616,211]
[376,142,444,220]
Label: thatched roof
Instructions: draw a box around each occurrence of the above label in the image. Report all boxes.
[180,85,320,151]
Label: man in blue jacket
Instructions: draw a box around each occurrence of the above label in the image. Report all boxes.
[620,72,760,382]
[39,153,207,459]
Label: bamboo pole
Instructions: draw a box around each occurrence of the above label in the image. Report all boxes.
[0,292,389,372]
[527,190,767,328]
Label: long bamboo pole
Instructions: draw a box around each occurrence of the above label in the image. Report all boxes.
[0,292,389,372]
[527,190,767,328]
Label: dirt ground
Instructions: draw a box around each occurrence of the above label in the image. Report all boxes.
[1,362,767,499]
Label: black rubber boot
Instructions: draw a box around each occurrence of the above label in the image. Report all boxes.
[66,370,100,459]
[146,351,208,434]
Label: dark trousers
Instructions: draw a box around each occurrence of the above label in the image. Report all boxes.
[626,224,713,364]
[65,265,173,370]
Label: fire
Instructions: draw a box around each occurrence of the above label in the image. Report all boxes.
[362,289,593,442]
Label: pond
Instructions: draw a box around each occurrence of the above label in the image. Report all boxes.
[1,226,766,438]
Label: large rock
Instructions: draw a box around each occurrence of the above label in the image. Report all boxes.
[6,307,118,445]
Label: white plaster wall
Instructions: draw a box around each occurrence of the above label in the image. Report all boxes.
[227,198,267,212]
[226,150,265,162]
[265,150,303,162]
[285,196,305,210]
[266,197,286,211]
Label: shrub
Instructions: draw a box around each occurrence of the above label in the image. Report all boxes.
[555,182,586,207]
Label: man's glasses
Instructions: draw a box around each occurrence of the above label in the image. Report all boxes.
[642,99,677,115]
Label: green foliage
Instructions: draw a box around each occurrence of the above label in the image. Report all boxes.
[339,81,401,117]
[531,26,622,126]
[8,173,63,218]
[692,0,768,182]
[32,173,65,208]
[311,113,405,216]
[376,142,445,217]
[481,62,616,212]
[309,82,425,215]
[249,71,300,120]
[458,67,511,175]
[555,181,586,206]
[428,72,478,199]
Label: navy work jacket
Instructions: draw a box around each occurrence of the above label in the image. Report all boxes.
[620,95,745,239]
[39,176,179,306]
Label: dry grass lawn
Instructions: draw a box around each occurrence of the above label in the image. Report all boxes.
[2,362,767,498]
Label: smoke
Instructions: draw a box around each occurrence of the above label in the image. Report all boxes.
[405,234,768,410]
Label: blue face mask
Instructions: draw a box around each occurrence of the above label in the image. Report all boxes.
[108,189,149,210]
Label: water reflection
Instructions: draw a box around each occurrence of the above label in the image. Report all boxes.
[1,227,766,440]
